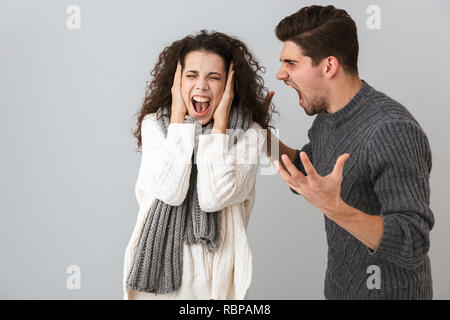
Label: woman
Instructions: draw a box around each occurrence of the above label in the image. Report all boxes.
[123,30,274,300]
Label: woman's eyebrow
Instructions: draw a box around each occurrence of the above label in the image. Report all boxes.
[185,70,222,76]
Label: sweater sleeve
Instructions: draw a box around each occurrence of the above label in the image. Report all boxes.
[134,114,196,207]
[367,120,434,269]
[196,123,264,212]
[290,142,312,195]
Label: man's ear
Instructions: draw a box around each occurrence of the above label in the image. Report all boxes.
[323,56,339,79]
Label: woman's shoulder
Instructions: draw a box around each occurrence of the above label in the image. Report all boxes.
[248,121,263,131]
[143,112,158,123]
[142,112,162,129]
[140,112,165,137]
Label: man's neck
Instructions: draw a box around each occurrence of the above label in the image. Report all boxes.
[325,76,364,114]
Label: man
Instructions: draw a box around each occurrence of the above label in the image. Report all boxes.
[267,5,434,299]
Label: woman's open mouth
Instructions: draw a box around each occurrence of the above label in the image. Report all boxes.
[191,95,211,116]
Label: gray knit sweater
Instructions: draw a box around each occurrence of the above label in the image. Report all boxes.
[291,80,434,299]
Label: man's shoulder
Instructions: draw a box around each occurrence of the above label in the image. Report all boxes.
[366,116,429,152]
[363,83,418,125]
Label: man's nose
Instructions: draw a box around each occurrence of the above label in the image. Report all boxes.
[276,66,288,80]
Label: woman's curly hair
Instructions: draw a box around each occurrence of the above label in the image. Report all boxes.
[131,30,275,152]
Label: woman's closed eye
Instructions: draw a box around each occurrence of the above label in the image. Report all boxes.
[186,75,220,80]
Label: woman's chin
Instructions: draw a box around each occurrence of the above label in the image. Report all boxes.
[187,111,212,125]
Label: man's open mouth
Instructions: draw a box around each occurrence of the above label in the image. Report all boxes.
[285,81,304,106]
[296,88,304,106]
[191,95,211,116]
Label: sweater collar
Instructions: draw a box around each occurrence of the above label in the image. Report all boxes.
[319,80,373,126]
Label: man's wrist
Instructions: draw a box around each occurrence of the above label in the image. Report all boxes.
[322,198,353,222]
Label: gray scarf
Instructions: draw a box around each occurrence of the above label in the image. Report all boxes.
[126,105,252,295]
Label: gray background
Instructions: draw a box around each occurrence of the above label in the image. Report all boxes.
[1,0,449,299]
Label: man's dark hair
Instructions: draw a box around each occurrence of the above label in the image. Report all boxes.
[275,5,359,75]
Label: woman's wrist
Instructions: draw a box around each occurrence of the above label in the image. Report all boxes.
[170,111,186,124]
[212,119,228,134]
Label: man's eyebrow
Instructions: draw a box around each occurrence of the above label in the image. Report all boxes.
[280,58,298,64]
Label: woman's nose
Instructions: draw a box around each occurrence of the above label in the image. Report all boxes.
[196,78,208,90]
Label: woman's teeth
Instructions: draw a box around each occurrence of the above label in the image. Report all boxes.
[192,96,211,114]
[193,96,210,102]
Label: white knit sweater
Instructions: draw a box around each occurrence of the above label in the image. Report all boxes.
[122,113,265,300]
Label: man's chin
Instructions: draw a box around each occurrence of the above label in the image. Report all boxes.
[301,100,323,116]
[302,106,317,116]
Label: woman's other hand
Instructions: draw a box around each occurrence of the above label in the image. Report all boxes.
[212,63,234,133]
[170,61,188,123]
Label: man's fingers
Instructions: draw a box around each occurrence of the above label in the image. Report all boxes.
[300,151,318,177]
[265,129,272,158]
[275,155,307,189]
[281,154,305,179]
[274,159,295,185]
[263,91,274,112]
[332,153,350,177]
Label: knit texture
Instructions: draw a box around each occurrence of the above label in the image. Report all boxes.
[291,81,434,299]
[126,105,252,295]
